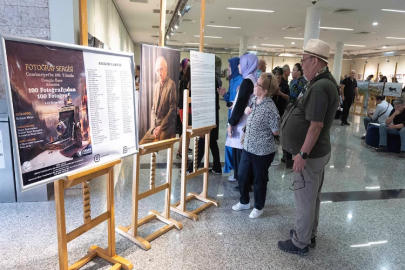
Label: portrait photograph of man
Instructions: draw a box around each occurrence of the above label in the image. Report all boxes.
[139,45,180,145]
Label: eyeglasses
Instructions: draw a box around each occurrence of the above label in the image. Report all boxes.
[300,56,313,64]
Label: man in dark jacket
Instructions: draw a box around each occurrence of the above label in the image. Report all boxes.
[278,39,339,256]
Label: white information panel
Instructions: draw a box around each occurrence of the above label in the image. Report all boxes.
[190,51,216,129]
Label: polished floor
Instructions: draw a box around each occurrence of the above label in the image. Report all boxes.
[1,97,405,270]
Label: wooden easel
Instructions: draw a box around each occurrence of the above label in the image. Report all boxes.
[386,96,396,105]
[350,93,365,115]
[170,91,219,221]
[116,138,183,250]
[54,160,133,270]
[367,94,377,115]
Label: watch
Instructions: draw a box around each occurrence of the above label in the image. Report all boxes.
[299,151,308,160]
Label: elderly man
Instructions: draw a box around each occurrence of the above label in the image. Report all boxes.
[361,95,393,140]
[140,56,177,145]
[278,39,339,255]
[255,59,267,79]
[376,98,405,158]
[340,70,359,126]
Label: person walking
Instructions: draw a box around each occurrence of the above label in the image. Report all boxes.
[340,70,359,126]
[231,73,279,219]
[218,57,243,180]
[278,39,339,255]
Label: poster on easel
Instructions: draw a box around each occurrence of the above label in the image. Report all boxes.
[139,44,180,145]
[190,51,215,129]
[383,82,402,97]
[357,81,370,95]
[0,35,138,190]
[368,82,384,96]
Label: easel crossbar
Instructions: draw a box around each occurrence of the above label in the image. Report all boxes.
[138,183,169,200]
[66,212,109,242]
[186,168,208,181]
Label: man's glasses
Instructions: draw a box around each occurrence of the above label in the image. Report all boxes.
[300,56,314,64]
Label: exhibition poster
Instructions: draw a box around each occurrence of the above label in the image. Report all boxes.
[357,81,370,95]
[139,44,180,145]
[383,82,402,97]
[1,37,138,190]
[368,82,384,96]
[190,51,216,129]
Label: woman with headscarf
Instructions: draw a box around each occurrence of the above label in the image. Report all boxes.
[187,55,222,174]
[227,53,258,190]
[218,57,243,180]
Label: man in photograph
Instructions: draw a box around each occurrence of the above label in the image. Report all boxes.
[140,56,177,144]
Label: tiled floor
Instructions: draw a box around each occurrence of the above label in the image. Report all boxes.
[1,98,405,270]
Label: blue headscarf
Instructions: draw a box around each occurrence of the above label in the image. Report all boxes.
[228,57,240,79]
[240,53,258,84]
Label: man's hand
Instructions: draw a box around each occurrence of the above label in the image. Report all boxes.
[293,154,306,172]
[227,125,232,138]
[154,126,162,138]
[341,96,345,102]
[388,124,397,130]
[393,110,401,116]
[217,87,226,96]
[244,107,252,116]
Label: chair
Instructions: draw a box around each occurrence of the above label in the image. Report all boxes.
[365,125,380,148]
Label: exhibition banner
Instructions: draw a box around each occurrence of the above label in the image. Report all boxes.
[139,44,180,145]
[1,35,138,190]
[190,51,216,129]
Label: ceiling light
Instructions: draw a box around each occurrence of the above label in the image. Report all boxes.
[381,9,405,13]
[365,186,380,189]
[382,46,387,49]
[166,35,169,39]
[344,44,366,47]
[206,25,242,29]
[253,45,257,48]
[291,42,295,45]
[343,59,353,60]
[372,22,378,26]
[284,37,304,40]
[320,27,354,31]
[194,35,222,39]
[386,37,405,40]
[261,44,284,47]
[174,25,178,29]
[227,7,274,13]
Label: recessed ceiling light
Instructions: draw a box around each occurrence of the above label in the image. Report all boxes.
[174,25,178,29]
[194,35,222,39]
[261,44,284,47]
[386,37,405,40]
[344,44,366,47]
[372,22,378,26]
[381,9,405,13]
[284,37,304,40]
[253,45,257,48]
[227,7,274,13]
[291,42,295,45]
[320,27,354,31]
[206,25,242,29]
[343,59,353,60]
[382,46,387,49]
[166,35,170,39]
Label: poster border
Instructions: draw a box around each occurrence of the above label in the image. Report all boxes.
[0,34,139,191]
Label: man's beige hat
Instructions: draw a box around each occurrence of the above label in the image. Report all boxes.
[300,39,330,63]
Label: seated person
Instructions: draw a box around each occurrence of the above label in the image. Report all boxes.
[361,95,393,140]
[376,98,405,158]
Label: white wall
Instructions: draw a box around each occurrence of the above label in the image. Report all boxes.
[87,0,134,54]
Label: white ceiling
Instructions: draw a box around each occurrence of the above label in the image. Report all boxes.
[115,0,405,55]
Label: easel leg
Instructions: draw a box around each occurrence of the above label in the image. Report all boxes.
[201,133,210,198]
[107,167,116,257]
[164,146,173,219]
[130,154,140,237]
[54,179,68,270]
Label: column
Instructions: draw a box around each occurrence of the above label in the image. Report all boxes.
[49,0,80,44]
[332,42,344,83]
[303,7,322,48]
[239,35,248,56]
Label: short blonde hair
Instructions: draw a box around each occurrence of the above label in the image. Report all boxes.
[259,73,278,97]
